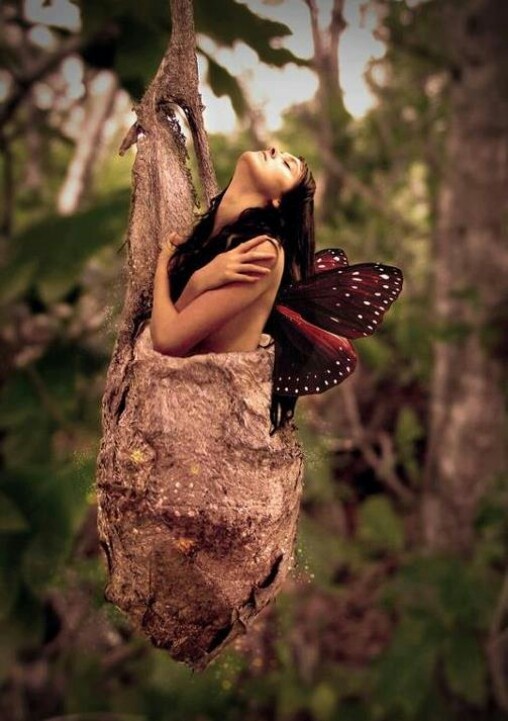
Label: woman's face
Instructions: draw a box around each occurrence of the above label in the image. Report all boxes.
[211,147,306,235]
[232,147,303,202]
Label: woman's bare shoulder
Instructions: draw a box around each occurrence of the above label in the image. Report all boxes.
[260,237,285,271]
[257,239,284,290]
[263,236,283,254]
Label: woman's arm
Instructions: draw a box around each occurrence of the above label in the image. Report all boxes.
[150,254,182,347]
[162,234,278,313]
[150,240,282,356]
[173,270,207,311]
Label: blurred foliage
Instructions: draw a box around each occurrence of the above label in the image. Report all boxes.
[372,553,499,716]
[79,0,307,114]
[0,189,130,305]
[0,0,507,719]
[357,495,405,554]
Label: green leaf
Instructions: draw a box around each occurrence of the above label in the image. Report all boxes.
[431,319,473,343]
[439,563,499,630]
[372,614,439,718]
[194,0,307,68]
[0,367,40,429]
[298,418,336,504]
[0,492,29,533]
[21,528,74,595]
[357,496,405,553]
[395,406,425,447]
[0,340,105,468]
[337,699,375,721]
[379,554,499,634]
[0,463,89,593]
[449,285,480,303]
[79,0,306,112]
[297,515,353,588]
[0,620,25,682]
[442,630,488,705]
[274,666,311,717]
[0,189,129,305]
[309,682,337,721]
[357,335,394,372]
[0,260,37,305]
[395,406,425,485]
[393,298,433,383]
[200,50,248,118]
[413,682,452,721]
[114,15,169,99]
[0,538,23,621]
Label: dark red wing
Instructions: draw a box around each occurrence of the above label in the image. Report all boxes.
[313,247,349,274]
[267,249,403,399]
[270,304,357,397]
[278,261,403,339]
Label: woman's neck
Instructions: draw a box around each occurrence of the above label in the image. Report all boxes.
[212,189,270,236]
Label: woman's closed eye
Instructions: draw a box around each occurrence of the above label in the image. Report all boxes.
[283,154,300,175]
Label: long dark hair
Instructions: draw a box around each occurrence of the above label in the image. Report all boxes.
[168,157,316,435]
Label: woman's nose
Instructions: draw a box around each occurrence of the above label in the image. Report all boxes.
[269,146,277,158]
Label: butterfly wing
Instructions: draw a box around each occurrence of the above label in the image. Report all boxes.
[268,251,403,397]
[312,247,349,274]
[270,304,357,397]
[278,261,403,339]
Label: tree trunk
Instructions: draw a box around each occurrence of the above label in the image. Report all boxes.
[95,0,305,672]
[421,0,508,555]
[22,90,45,196]
[57,69,118,215]
[304,0,350,224]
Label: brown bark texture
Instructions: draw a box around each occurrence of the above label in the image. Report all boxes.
[422,0,508,554]
[98,326,304,671]
[94,0,306,671]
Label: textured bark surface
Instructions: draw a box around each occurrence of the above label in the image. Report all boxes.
[422,0,508,554]
[97,328,304,671]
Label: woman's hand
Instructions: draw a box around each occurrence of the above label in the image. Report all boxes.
[158,230,184,261]
[196,235,279,292]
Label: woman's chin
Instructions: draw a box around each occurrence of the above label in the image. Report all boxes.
[239,150,260,166]
[233,151,262,182]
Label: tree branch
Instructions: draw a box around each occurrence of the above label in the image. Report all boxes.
[0,24,119,129]
[320,144,421,236]
[329,0,347,67]
[339,383,415,505]
[154,0,218,204]
[303,0,323,65]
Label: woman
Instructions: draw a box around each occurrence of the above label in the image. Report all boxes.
[101,149,402,669]
[149,146,316,434]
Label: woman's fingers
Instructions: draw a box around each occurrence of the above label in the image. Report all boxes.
[240,235,275,250]
[232,273,264,282]
[241,250,278,266]
[167,230,184,246]
[243,250,277,259]
[231,273,257,282]
[239,264,271,273]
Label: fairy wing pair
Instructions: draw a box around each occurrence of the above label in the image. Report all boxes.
[268,248,403,397]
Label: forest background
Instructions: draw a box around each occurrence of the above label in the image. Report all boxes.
[0,0,507,720]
